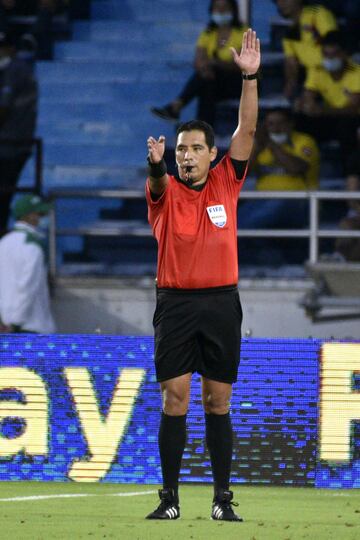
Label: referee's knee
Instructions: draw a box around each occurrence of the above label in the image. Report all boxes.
[203,397,230,415]
[162,392,189,416]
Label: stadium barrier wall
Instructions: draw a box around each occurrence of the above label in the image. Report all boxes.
[0,336,359,488]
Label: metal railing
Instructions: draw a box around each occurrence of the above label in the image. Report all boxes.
[48,189,360,279]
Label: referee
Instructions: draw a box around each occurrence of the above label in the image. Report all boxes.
[145,29,260,521]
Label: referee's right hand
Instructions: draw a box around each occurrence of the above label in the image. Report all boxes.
[147,135,166,163]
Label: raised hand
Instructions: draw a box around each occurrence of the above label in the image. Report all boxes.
[230,29,261,75]
[147,135,166,164]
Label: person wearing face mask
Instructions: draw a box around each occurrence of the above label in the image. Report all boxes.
[296,31,360,169]
[0,31,38,234]
[273,0,337,99]
[151,0,247,126]
[237,107,319,237]
[0,193,56,333]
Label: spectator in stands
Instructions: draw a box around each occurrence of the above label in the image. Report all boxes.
[238,107,319,231]
[317,0,360,52]
[0,0,68,59]
[295,31,360,169]
[274,0,337,99]
[16,32,37,68]
[335,127,360,261]
[0,193,56,333]
[151,0,247,126]
[0,31,38,234]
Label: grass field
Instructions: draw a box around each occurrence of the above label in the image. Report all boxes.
[0,482,359,540]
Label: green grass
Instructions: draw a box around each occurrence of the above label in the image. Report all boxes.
[0,482,359,540]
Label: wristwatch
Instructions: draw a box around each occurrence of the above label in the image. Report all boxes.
[242,72,258,80]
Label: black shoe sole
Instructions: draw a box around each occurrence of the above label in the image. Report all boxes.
[150,108,179,123]
[146,515,180,520]
[211,516,243,522]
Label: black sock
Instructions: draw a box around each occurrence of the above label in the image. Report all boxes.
[205,412,233,493]
[158,412,187,495]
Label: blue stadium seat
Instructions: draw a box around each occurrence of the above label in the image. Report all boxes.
[72,20,203,44]
[91,1,135,20]
[36,60,141,82]
[43,142,144,167]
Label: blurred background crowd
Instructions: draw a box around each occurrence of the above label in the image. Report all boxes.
[152,0,360,264]
[0,0,359,276]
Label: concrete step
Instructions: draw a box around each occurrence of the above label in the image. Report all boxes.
[91,0,134,21]
[37,119,176,147]
[19,162,147,190]
[91,0,206,22]
[72,20,203,43]
[54,40,193,62]
[36,60,191,83]
[39,80,182,104]
[38,118,143,143]
[42,142,143,167]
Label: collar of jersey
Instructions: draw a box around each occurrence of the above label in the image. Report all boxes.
[174,175,207,191]
[13,221,42,237]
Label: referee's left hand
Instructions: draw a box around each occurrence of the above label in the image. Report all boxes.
[231,28,260,75]
[147,135,166,164]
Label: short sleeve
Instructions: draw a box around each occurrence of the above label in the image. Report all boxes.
[211,154,248,194]
[145,178,167,228]
[228,27,247,51]
[282,37,296,58]
[296,134,320,189]
[299,136,319,163]
[196,30,210,49]
[347,66,360,94]
[316,6,337,36]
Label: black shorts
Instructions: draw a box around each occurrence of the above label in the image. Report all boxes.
[153,285,242,384]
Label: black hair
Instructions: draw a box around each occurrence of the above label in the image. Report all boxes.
[176,120,215,150]
[266,107,293,120]
[206,0,243,31]
[321,30,346,50]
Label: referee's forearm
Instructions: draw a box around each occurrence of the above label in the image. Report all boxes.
[148,157,169,194]
[238,79,258,133]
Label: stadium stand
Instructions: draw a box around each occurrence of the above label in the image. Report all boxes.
[15,0,359,277]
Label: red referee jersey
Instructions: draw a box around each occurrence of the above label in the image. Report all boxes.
[146,154,247,289]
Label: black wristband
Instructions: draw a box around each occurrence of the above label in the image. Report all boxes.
[147,157,167,178]
[242,72,258,80]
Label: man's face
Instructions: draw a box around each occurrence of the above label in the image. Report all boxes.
[276,0,301,18]
[175,130,217,186]
[265,111,291,135]
[322,44,346,73]
[323,44,346,62]
[212,0,232,14]
[323,44,343,60]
